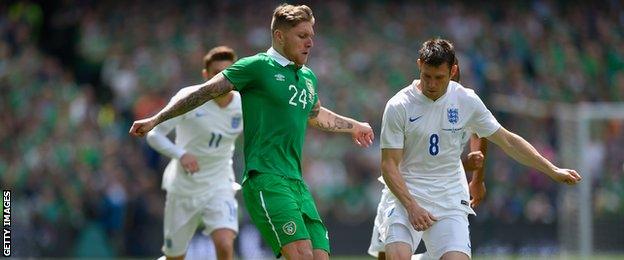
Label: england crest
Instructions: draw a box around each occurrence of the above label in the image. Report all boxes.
[447,108,459,124]
[231,114,242,129]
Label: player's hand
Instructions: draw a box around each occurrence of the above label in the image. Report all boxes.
[406,204,437,231]
[129,117,158,137]
[464,151,484,171]
[351,122,374,148]
[549,168,582,185]
[469,180,486,208]
[180,153,199,174]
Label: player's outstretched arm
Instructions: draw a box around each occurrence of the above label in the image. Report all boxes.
[146,121,200,174]
[463,135,486,172]
[307,100,374,147]
[129,73,234,137]
[464,135,488,207]
[486,127,582,185]
[382,148,437,231]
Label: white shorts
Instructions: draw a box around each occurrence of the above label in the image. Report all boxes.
[368,189,390,257]
[379,201,471,260]
[369,190,430,260]
[162,190,239,256]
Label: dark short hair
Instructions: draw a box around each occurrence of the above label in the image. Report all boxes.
[419,38,456,69]
[271,4,315,33]
[203,46,237,70]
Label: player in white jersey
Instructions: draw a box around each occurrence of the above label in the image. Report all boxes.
[146,46,242,260]
[369,59,489,260]
[370,124,485,260]
[380,38,582,260]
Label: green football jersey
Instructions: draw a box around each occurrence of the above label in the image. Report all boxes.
[222,48,318,182]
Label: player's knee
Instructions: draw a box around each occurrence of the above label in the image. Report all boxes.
[385,250,411,260]
[385,242,412,260]
[214,238,234,253]
[212,232,235,254]
[282,242,313,260]
[289,246,313,260]
[298,247,314,260]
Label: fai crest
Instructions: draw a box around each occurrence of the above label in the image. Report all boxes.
[282,221,296,236]
[231,114,242,129]
[447,108,459,124]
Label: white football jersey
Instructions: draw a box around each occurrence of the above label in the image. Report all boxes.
[147,86,243,196]
[380,80,500,215]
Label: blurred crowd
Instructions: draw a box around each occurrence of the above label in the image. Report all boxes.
[1,0,623,257]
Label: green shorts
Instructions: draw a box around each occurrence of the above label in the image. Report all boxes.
[242,171,330,257]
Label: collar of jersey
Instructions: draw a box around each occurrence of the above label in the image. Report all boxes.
[411,79,451,104]
[267,47,304,69]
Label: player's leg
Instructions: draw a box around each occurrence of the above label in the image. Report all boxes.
[162,193,202,259]
[305,217,328,260]
[281,240,314,260]
[312,249,328,260]
[202,193,239,260]
[210,228,236,260]
[421,214,471,260]
[298,177,331,260]
[277,177,334,260]
[384,224,415,260]
[163,222,199,259]
[380,202,422,260]
[242,172,313,259]
[380,251,425,260]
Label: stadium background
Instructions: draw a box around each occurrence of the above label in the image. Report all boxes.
[1,0,623,258]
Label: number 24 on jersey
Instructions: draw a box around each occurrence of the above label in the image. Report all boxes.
[288,85,311,109]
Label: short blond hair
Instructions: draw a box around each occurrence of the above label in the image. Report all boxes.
[271,4,315,32]
[203,46,237,70]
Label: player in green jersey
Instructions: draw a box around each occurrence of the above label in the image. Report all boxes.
[129,4,374,260]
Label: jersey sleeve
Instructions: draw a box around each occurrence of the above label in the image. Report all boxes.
[145,89,188,159]
[221,55,262,91]
[467,94,501,138]
[146,117,186,159]
[380,100,405,149]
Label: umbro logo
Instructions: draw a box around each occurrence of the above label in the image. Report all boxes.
[409,116,422,122]
[196,112,207,117]
[275,73,285,81]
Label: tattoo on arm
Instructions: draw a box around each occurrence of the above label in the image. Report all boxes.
[308,100,321,119]
[158,73,233,122]
[196,73,234,101]
[311,107,354,132]
[334,117,353,129]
